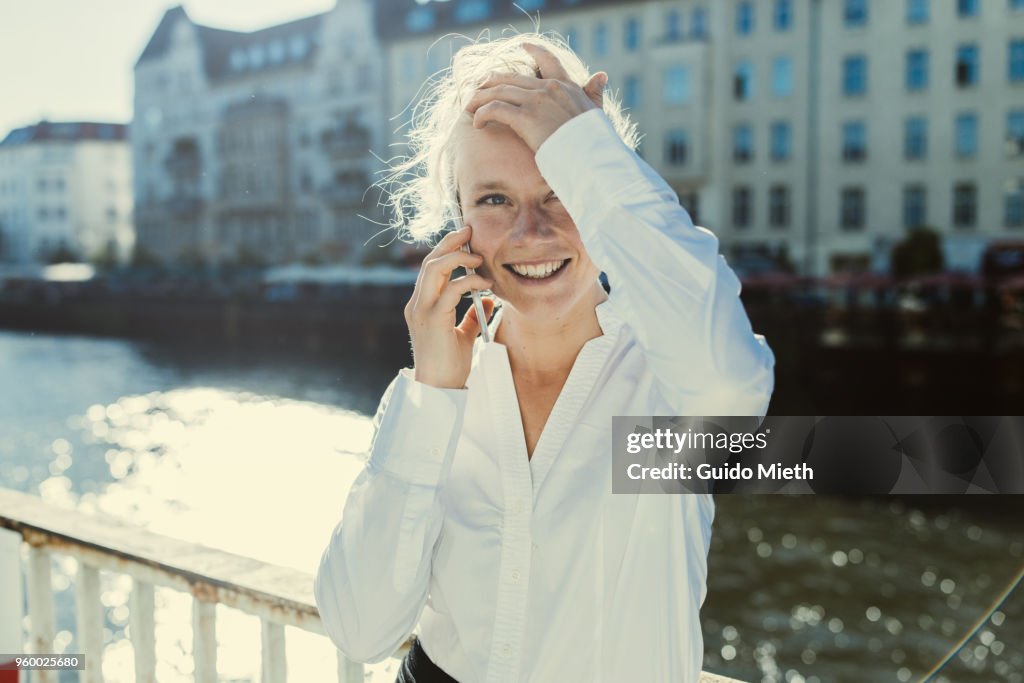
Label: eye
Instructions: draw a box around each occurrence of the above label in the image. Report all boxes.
[476,194,508,206]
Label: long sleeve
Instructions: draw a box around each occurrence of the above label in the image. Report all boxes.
[314,369,467,663]
[535,109,775,417]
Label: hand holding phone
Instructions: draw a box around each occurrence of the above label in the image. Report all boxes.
[404,223,493,389]
[458,228,491,344]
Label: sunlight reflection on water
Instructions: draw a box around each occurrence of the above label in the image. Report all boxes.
[42,387,407,682]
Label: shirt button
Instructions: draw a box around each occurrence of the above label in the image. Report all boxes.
[510,569,521,583]
[501,644,512,658]
[429,447,440,457]
[512,500,525,514]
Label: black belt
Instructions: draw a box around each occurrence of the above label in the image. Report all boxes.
[395,636,460,683]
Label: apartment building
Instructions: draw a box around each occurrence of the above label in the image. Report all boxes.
[0,121,132,264]
[132,0,386,266]
[377,0,1024,275]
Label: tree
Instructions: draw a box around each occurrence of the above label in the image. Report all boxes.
[45,241,81,264]
[891,226,944,277]
[90,240,120,271]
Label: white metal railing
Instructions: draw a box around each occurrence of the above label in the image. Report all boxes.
[0,486,377,683]
[0,487,743,683]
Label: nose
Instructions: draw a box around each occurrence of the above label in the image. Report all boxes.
[509,204,553,242]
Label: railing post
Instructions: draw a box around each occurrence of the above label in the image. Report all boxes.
[0,529,24,673]
[26,545,55,683]
[74,563,103,683]
[259,619,285,683]
[336,650,363,683]
[192,599,216,683]
[128,580,155,683]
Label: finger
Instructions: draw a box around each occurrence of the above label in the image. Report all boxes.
[456,296,497,337]
[437,274,493,312]
[522,43,571,82]
[427,224,473,258]
[583,72,607,108]
[473,100,522,130]
[478,73,546,91]
[423,249,483,284]
[421,251,484,301]
[417,225,474,289]
[466,83,534,114]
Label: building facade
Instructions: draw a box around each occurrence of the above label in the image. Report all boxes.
[0,121,132,264]
[377,0,1024,275]
[132,0,387,267]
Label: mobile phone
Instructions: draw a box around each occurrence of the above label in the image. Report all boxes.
[453,216,491,343]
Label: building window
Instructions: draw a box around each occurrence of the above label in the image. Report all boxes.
[841,188,866,230]
[1005,179,1024,227]
[692,7,707,39]
[771,121,791,161]
[772,57,793,97]
[593,22,609,56]
[905,117,928,159]
[1008,110,1024,156]
[665,10,682,42]
[956,44,979,87]
[733,124,754,163]
[665,129,689,166]
[1010,40,1024,82]
[55,207,66,222]
[906,49,929,90]
[736,2,755,35]
[37,178,46,192]
[769,185,790,228]
[903,185,927,229]
[907,0,929,24]
[735,61,754,100]
[454,0,491,23]
[623,75,641,109]
[953,182,977,228]
[1013,0,1024,10]
[842,121,867,161]
[37,207,48,222]
[844,0,868,27]
[663,66,690,104]
[957,0,979,17]
[843,55,868,96]
[955,113,978,158]
[624,17,641,51]
[774,0,793,30]
[405,6,435,32]
[733,186,753,228]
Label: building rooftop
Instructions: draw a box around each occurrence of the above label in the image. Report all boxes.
[136,5,326,82]
[0,121,128,147]
[374,0,623,41]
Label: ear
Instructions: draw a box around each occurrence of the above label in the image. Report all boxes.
[584,72,608,108]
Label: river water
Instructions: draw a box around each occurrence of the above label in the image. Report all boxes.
[0,330,1020,683]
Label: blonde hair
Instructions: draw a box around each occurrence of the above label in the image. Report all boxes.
[382,31,640,243]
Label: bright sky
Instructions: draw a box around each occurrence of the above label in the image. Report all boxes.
[0,0,336,136]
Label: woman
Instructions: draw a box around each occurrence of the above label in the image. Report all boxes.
[315,34,774,683]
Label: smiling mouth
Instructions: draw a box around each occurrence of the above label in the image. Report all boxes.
[504,259,570,280]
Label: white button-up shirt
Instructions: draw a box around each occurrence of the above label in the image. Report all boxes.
[315,109,775,683]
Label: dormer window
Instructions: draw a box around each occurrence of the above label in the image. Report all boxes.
[289,34,309,59]
[268,40,286,64]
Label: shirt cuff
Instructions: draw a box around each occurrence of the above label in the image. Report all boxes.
[366,369,467,488]
[535,109,646,215]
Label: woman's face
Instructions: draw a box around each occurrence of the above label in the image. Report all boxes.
[453,117,601,320]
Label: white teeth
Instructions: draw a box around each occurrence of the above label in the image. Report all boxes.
[510,260,567,279]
